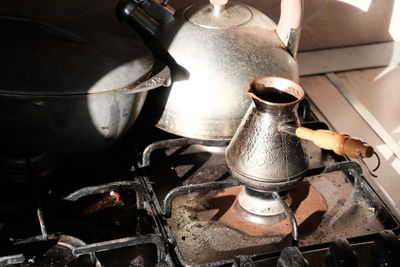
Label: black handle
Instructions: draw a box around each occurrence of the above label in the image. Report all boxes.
[372,230,400,267]
[116,0,174,37]
[277,247,310,267]
[324,239,359,267]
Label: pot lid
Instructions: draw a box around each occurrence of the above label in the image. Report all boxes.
[0,17,154,95]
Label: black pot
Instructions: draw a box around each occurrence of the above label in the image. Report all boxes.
[0,16,170,153]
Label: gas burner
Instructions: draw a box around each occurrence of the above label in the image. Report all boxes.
[237,188,288,218]
[11,235,100,267]
[204,183,327,237]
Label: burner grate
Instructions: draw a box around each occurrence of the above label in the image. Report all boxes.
[0,254,25,266]
[141,137,399,266]
[0,178,169,266]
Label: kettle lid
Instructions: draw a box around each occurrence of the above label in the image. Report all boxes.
[185,2,252,29]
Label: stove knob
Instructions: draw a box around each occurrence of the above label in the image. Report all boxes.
[277,247,310,267]
[372,230,400,267]
[324,239,359,267]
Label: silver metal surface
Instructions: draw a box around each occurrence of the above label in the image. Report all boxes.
[150,2,299,139]
[185,2,252,29]
[325,73,400,160]
[37,208,48,239]
[212,3,225,16]
[237,188,285,216]
[226,77,308,192]
[272,192,298,241]
[72,234,166,263]
[285,28,302,59]
[0,254,25,265]
[121,65,171,94]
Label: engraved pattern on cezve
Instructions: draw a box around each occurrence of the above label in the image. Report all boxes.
[228,106,308,182]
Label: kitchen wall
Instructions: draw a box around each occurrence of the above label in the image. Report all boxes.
[171,0,400,51]
[0,0,137,38]
[2,0,398,51]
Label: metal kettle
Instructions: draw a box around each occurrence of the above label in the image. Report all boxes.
[117,0,303,140]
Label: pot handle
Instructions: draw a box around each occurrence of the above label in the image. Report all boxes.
[276,0,303,58]
[121,65,171,94]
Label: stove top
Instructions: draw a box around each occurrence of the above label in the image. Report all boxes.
[0,100,399,267]
[141,137,398,266]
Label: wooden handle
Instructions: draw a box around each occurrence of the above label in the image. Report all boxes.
[276,0,303,58]
[210,0,228,6]
[295,127,374,159]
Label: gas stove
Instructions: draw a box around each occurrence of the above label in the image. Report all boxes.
[0,100,399,267]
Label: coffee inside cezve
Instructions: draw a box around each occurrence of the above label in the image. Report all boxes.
[255,86,298,103]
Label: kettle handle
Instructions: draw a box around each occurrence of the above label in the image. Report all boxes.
[276,0,303,58]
